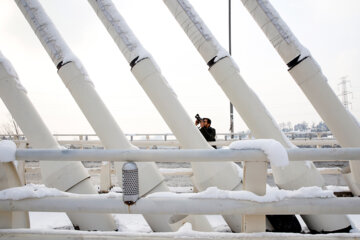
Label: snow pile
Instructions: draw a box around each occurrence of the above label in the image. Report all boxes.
[147,185,335,202]
[0,51,27,92]
[229,139,289,167]
[193,186,335,202]
[0,140,16,163]
[0,184,69,200]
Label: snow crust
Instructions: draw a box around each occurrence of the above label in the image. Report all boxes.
[176,0,231,63]
[256,0,310,60]
[1,183,334,202]
[0,140,16,163]
[17,0,73,65]
[17,0,91,82]
[147,185,335,202]
[93,0,151,65]
[0,184,68,200]
[0,51,27,93]
[229,139,289,167]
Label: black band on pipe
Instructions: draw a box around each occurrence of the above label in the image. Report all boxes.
[56,61,72,70]
[207,56,217,68]
[207,56,228,69]
[287,55,308,70]
[130,57,139,68]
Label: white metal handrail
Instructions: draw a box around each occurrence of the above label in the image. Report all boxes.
[3,147,360,235]
[14,148,360,162]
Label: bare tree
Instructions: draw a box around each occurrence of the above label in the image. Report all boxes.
[0,117,22,140]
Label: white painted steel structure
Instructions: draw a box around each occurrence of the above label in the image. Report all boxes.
[1,147,360,238]
[0,53,30,228]
[1,196,360,215]
[0,52,115,230]
[14,148,360,163]
[14,0,178,232]
[1,230,359,240]
[240,0,360,197]
[162,0,323,189]
[88,0,240,232]
[1,0,358,237]
[162,0,351,233]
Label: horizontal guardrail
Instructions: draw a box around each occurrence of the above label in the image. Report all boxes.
[14,148,360,162]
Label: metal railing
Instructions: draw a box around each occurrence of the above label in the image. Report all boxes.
[1,147,360,238]
[0,133,339,149]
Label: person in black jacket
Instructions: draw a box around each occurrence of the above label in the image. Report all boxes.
[195,117,216,148]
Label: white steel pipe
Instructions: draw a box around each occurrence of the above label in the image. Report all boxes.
[162,0,352,233]
[0,51,115,230]
[14,0,178,232]
[13,1,119,231]
[163,0,323,189]
[15,149,265,162]
[1,196,360,215]
[88,2,242,231]
[0,53,30,229]
[241,0,360,195]
[14,0,164,197]
[14,148,360,163]
[239,0,353,232]
[1,231,359,240]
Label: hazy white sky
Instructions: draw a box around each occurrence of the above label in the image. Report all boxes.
[0,0,360,134]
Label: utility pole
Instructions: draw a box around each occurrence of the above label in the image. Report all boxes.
[338,76,352,110]
[229,0,234,138]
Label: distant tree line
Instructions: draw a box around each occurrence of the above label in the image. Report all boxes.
[279,121,329,133]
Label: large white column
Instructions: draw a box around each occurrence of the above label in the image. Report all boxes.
[0,52,115,230]
[88,0,242,232]
[163,0,351,233]
[14,0,174,232]
[0,107,29,229]
[12,1,119,230]
[88,0,241,191]
[241,0,360,195]
[237,0,352,233]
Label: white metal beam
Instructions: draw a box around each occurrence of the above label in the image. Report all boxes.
[0,196,359,215]
[14,148,360,163]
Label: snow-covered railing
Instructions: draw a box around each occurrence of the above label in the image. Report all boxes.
[2,141,360,234]
[1,188,359,215]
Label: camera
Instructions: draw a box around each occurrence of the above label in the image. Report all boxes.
[195,114,202,122]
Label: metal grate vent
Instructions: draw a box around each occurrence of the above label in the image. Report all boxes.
[122,162,139,205]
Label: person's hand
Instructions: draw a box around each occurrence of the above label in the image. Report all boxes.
[199,120,205,128]
[195,120,199,125]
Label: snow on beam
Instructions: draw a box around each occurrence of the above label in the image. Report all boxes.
[0,195,359,215]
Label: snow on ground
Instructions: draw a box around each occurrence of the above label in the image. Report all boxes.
[113,214,152,233]
[29,212,73,230]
